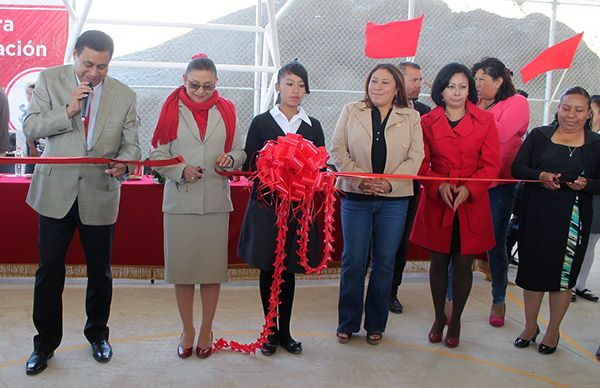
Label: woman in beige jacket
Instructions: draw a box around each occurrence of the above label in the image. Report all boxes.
[332,63,424,345]
[150,55,246,359]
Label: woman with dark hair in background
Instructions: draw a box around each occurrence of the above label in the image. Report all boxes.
[151,55,246,359]
[472,57,530,326]
[411,62,500,348]
[590,95,600,133]
[332,63,423,346]
[238,60,324,356]
[512,86,600,354]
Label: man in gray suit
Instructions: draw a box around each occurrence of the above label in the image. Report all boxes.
[23,30,140,375]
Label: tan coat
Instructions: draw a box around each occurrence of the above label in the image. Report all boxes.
[331,101,424,197]
[150,101,246,214]
[23,65,140,225]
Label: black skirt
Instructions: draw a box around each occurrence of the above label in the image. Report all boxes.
[237,197,321,273]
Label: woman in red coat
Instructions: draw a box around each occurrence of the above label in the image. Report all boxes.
[410,63,501,348]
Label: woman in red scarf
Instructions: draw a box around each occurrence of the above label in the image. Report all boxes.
[150,55,246,359]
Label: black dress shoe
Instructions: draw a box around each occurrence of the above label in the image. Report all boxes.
[26,350,53,376]
[91,340,113,363]
[596,345,600,360]
[538,333,559,355]
[281,338,302,354]
[260,334,278,356]
[575,288,599,302]
[514,325,540,348]
[389,296,403,314]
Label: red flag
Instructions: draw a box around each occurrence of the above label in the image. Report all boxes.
[365,16,424,59]
[520,32,583,83]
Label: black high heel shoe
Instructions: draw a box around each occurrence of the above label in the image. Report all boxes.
[538,333,559,355]
[514,324,540,348]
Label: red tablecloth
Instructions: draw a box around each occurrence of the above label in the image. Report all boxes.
[0,175,435,270]
[0,175,259,267]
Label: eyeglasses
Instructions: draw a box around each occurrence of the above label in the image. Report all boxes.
[186,82,216,92]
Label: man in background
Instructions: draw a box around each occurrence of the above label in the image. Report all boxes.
[389,61,431,314]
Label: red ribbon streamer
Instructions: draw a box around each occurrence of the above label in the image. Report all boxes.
[213,133,337,355]
[0,156,184,167]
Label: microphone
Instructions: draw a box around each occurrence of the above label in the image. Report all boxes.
[81,82,93,120]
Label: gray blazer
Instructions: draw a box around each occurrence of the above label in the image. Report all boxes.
[23,64,140,225]
[150,101,246,214]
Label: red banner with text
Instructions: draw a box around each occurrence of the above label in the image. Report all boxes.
[1,3,68,131]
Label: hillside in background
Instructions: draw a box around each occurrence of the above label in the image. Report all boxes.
[109,0,599,153]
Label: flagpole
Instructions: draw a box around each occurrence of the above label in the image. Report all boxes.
[549,68,568,106]
[406,0,415,62]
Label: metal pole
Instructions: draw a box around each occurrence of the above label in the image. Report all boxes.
[549,68,568,103]
[542,0,558,125]
[61,0,76,18]
[258,0,297,112]
[406,0,415,62]
[253,0,262,116]
[259,32,269,109]
[259,0,282,112]
[265,0,281,70]
[63,0,93,64]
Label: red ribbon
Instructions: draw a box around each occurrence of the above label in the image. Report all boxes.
[212,133,337,355]
[0,156,184,167]
[218,169,550,184]
[331,171,544,183]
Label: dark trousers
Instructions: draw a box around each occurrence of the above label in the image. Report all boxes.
[391,183,420,297]
[33,201,114,352]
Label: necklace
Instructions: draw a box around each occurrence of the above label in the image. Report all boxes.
[567,146,578,157]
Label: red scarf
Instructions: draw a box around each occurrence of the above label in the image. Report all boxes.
[151,86,236,152]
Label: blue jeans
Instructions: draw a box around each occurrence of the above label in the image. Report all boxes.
[337,198,408,334]
[446,184,517,303]
[487,184,517,305]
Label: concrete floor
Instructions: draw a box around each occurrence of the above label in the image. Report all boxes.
[1,260,599,388]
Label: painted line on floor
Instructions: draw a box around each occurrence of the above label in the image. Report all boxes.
[0,329,575,386]
[382,338,570,388]
[0,332,180,369]
[506,290,600,365]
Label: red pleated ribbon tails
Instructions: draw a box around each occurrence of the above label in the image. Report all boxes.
[213,133,337,354]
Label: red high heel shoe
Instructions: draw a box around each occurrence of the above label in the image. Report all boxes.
[489,304,506,327]
[428,318,446,343]
[196,332,213,359]
[177,332,194,359]
[428,332,443,343]
[445,323,460,348]
[444,336,460,348]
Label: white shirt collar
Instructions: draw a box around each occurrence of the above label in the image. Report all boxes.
[269,105,312,127]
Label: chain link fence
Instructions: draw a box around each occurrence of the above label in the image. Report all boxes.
[104,0,600,159]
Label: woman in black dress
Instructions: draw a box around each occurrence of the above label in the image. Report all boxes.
[511,86,600,354]
[237,60,324,356]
